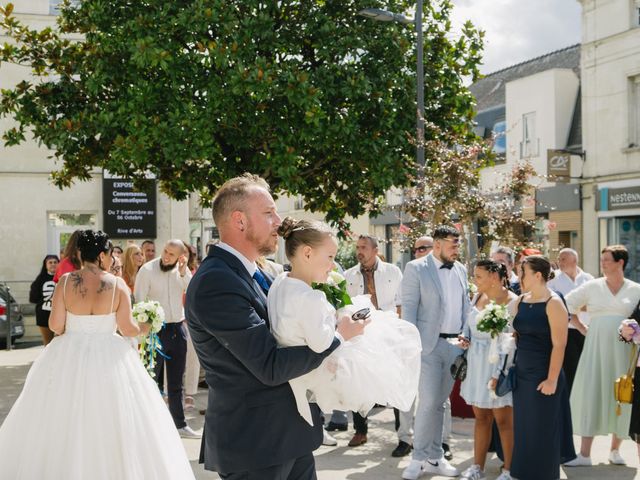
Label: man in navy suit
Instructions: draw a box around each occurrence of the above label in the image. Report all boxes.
[185,174,365,480]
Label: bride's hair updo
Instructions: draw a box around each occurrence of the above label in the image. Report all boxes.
[277,217,335,259]
[475,259,509,288]
[77,230,113,264]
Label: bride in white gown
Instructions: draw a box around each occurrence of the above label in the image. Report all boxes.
[0,230,195,480]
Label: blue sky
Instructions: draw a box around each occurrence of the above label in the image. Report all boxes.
[451,0,582,74]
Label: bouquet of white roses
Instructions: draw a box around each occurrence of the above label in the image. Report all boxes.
[132,300,166,377]
[312,271,353,311]
[476,301,511,364]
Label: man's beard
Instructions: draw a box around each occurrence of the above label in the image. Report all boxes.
[246,223,276,256]
[159,260,177,272]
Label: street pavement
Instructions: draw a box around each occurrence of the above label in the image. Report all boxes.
[1,343,639,479]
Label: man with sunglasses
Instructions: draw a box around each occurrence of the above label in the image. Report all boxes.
[413,236,433,259]
[401,225,470,479]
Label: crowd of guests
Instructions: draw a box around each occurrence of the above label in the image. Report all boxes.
[30,233,203,439]
[28,224,640,480]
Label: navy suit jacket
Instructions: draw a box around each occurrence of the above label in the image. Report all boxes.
[185,246,341,473]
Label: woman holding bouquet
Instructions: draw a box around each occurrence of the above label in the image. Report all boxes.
[459,260,516,480]
[511,255,575,480]
[0,230,195,479]
[267,217,421,427]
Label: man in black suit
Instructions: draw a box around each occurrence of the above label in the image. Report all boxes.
[185,174,365,480]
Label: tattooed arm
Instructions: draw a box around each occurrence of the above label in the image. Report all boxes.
[49,273,70,335]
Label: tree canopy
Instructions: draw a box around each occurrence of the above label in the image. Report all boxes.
[0,0,483,227]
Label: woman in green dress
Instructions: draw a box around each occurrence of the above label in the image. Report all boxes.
[564,245,640,467]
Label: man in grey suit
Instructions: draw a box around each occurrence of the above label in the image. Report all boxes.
[401,225,471,479]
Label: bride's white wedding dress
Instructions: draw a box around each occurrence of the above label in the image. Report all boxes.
[0,289,195,479]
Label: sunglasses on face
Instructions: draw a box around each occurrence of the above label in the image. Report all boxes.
[413,245,433,253]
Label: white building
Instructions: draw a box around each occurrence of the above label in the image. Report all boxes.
[1,0,189,304]
[579,0,640,282]
[469,45,584,260]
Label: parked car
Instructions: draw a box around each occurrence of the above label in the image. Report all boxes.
[0,285,24,345]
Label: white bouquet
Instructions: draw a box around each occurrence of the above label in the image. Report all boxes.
[132,300,166,377]
[132,300,165,333]
[476,301,511,364]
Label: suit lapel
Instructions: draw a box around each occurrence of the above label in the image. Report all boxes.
[425,255,445,299]
[210,247,270,323]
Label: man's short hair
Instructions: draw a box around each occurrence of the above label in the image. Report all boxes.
[432,225,460,241]
[141,240,155,247]
[358,234,378,249]
[493,246,515,265]
[558,248,578,260]
[212,173,270,226]
[602,244,629,269]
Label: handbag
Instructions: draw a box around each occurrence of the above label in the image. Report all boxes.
[614,344,638,415]
[450,350,467,381]
[495,350,517,397]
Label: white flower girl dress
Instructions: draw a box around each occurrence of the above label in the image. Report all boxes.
[268,273,421,426]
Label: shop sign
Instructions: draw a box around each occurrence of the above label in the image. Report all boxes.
[103,178,157,238]
[547,150,571,182]
[606,186,640,211]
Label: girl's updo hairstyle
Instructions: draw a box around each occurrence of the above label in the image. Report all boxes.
[475,259,509,288]
[77,230,113,264]
[277,217,335,259]
[521,254,555,282]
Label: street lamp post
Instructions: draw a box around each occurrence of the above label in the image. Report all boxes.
[358,1,425,167]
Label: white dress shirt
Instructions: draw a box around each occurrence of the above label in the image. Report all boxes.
[433,255,464,334]
[216,242,257,276]
[133,258,192,323]
[547,269,594,328]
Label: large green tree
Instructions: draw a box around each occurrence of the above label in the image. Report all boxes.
[0,1,482,227]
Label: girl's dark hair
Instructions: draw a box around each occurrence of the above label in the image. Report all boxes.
[521,255,555,282]
[77,230,113,265]
[475,259,509,288]
[277,217,334,259]
[39,255,60,276]
[62,230,83,269]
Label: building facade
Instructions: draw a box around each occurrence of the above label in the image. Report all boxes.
[579,0,640,282]
[469,45,585,262]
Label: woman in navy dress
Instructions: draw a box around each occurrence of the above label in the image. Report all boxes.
[511,255,576,480]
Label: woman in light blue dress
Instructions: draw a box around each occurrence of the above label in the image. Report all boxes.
[460,260,517,480]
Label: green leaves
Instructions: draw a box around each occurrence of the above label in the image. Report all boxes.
[312,279,353,310]
[0,0,483,229]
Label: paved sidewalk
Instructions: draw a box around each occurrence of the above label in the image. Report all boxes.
[1,343,639,479]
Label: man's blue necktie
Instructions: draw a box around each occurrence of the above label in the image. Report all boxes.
[252,269,270,293]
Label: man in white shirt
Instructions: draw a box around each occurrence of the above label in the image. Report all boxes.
[342,234,403,447]
[547,248,593,393]
[134,239,197,438]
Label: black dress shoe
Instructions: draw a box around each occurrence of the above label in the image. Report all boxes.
[391,440,413,457]
[442,442,453,461]
[325,421,348,432]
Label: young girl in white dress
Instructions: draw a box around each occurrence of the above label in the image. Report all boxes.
[267,217,421,426]
[0,230,195,480]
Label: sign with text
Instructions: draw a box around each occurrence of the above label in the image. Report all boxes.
[103,179,157,239]
[547,150,571,182]
[608,186,640,211]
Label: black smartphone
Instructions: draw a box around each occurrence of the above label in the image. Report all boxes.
[351,308,371,321]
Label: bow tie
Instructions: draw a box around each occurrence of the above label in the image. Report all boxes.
[440,262,454,270]
[252,269,270,293]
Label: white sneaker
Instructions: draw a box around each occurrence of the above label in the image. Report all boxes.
[609,449,626,465]
[461,464,486,479]
[496,470,512,480]
[178,425,202,439]
[563,453,592,467]
[402,460,425,480]
[423,457,459,477]
[322,430,338,446]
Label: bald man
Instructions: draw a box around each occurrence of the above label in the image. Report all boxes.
[135,239,197,437]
